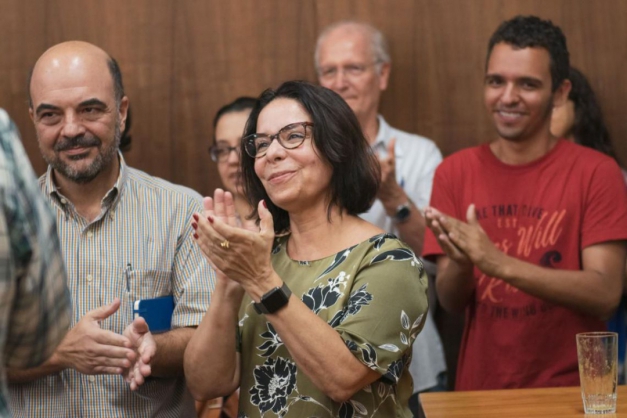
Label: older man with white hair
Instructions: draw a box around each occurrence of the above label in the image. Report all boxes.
[316,21,447,413]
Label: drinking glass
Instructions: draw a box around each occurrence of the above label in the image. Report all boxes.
[576,332,618,414]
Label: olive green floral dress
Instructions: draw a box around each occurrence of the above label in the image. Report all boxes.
[237,233,428,417]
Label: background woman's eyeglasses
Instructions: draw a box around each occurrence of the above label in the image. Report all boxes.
[244,122,314,158]
[209,144,240,163]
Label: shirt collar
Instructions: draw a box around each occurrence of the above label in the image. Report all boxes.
[371,115,401,159]
[373,114,391,148]
[44,151,128,214]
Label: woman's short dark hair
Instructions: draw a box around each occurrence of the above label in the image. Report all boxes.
[241,80,381,233]
[566,67,619,164]
[212,96,258,133]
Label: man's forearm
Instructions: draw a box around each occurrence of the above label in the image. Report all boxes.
[151,327,195,377]
[8,353,65,383]
[394,205,426,255]
[380,187,426,254]
[499,255,621,320]
[435,256,476,313]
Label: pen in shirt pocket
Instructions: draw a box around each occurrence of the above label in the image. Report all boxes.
[125,263,132,292]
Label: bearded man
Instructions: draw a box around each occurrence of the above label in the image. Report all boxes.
[8,41,215,418]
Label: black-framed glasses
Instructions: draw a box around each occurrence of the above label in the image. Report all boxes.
[244,122,314,158]
[209,144,240,163]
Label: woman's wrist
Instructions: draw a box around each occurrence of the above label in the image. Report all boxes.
[214,278,245,304]
[244,270,283,302]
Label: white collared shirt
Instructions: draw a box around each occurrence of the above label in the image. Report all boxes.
[361,115,447,393]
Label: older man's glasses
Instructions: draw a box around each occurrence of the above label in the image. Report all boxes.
[317,62,381,81]
[244,122,313,158]
[209,144,240,163]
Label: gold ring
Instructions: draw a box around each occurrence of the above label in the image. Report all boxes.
[220,240,230,249]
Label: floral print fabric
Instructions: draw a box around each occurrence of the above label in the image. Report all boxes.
[237,233,428,417]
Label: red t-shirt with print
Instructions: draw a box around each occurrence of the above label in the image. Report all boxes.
[423,139,627,390]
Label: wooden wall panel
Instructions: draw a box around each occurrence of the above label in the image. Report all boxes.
[0,0,47,172]
[1,0,626,189]
[560,0,627,164]
[307,0,627,163]
[42,0,176,180]
[0,0,626,397]
[314,0,418,145]
[411,0,500,156]
[171,0,317,195]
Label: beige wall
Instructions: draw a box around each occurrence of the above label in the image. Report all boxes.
[1,0,625,196]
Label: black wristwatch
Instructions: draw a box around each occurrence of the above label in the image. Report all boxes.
[253,282,292,315]
[392,200,412,224]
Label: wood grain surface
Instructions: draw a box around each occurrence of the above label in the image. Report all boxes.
[1,0,625,195]
[421,385,627,418]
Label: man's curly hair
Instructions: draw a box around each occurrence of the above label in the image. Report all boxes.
[486,15,569,92]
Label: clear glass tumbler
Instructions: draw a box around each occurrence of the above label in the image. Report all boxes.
[576,332,618,414]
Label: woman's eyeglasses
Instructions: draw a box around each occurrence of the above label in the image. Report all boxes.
[208,144,239,163]
[243,122,314,158]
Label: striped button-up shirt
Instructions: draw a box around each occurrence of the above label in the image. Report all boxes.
[10,154,215,418]
[0,109,71,417]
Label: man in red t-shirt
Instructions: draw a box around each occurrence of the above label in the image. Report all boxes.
[423,15,627,391]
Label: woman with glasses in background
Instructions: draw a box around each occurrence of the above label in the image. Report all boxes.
[198,97,257,418]
[185,81,427,417]
[209,97,258,221]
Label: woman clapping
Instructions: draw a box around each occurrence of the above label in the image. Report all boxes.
[185,81,428,418]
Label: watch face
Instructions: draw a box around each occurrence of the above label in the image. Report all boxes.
[254,283,292,314]
[262,287,290,313]
[394,204,411,223]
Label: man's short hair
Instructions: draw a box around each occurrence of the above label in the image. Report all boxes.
[27,56,125,108]
[241,80,380,234]
[107,57,125,106]
[314,21,391,75]
[487,15,569,92]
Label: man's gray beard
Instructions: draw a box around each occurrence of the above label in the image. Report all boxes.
[44,124,121,184]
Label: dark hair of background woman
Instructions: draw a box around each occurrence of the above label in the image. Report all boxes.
[212,96,258,131]
[567,66,620,165]
[241,80,381,234]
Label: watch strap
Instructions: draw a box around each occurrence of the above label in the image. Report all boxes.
[253,282,292,315]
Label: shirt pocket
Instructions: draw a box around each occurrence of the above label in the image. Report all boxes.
[126,269,172,301]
